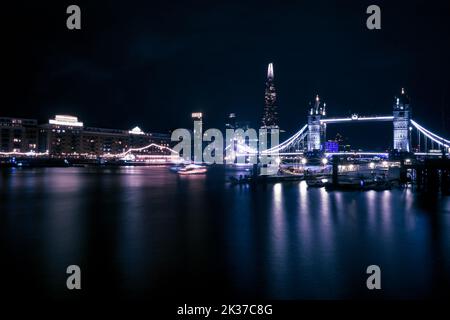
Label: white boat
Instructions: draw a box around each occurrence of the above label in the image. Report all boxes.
[176,164,207,175]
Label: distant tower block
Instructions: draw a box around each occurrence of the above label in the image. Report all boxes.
[226,113,236,129]
[393,88,411,152]
[261,63,278,129]
[307,95,326,151]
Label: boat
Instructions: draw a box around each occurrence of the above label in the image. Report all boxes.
[325,176,392,191]
[176,164,207,175]
[305,175,329,188]
[306,179,326,188]
[169,165,183,172]
[229,173,304,185]
[361,179,392,191]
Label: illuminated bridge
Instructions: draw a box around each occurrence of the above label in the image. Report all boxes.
[236,89,450,160]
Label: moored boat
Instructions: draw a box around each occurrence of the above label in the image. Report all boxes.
[305,176,329,188]
[176,164,207,175]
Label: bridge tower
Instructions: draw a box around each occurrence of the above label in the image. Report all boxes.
[393,88,411,152]
[307,95,326,151]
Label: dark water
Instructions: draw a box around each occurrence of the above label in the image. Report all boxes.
[1,166,450,301]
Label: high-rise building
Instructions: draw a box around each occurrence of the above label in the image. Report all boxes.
[261,63,278,129]
[392,88,411,152]
[39,115,84,155]
[226,113,250,131]
[226,113,236,130]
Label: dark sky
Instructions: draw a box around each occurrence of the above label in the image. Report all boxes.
[3,0,450,149]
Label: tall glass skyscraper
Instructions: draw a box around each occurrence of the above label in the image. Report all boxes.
[261,63,278,129]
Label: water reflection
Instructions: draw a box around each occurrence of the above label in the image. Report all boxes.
[269,183,288,297]
[1,167,450,299]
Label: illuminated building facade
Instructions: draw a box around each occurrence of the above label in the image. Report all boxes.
[37,115,171,157]
[325,140,339,153]
[307,95,326,151]
[0,117,38,152]
[39,115,84,155]
[393,88,411,152]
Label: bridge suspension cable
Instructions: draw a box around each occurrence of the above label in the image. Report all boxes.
[262,124,308,154]
[230,118,450,157]
[410,120,450,145]
[410,119,450,149]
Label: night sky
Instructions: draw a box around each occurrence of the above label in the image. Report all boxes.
[4,0,450,149]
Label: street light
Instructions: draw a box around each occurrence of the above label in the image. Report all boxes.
[321,158,328,165]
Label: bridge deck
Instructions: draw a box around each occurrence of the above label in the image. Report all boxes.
[321,116,393,123]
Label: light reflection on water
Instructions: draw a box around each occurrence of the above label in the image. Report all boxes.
[1,166,450,300]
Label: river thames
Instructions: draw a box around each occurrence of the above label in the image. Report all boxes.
[1,166,449,300]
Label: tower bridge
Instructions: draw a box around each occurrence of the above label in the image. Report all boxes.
[230,64,449,162]
[256,88,450,159]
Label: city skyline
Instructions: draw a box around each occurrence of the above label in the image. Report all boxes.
[4,1,449,142]
[2,84,448,159]
[0,114,171,157]
[2,1,450,313]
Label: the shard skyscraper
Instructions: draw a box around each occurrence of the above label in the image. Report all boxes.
[261,63,279,129]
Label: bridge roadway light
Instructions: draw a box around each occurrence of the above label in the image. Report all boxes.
[301,158,307,165]
[321,158,328,165]
[369,162,375,169]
